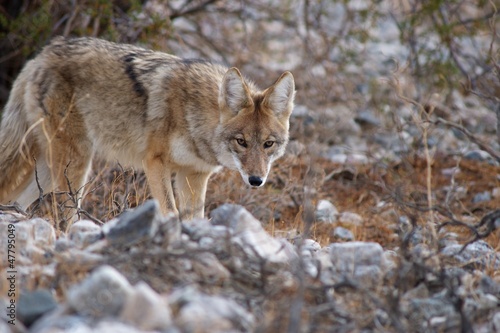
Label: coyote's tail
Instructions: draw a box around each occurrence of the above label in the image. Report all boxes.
[0,66,38,205]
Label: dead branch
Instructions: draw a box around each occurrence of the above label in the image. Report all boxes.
[434,117,500,163]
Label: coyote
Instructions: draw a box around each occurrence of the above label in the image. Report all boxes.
[0,37,295,220]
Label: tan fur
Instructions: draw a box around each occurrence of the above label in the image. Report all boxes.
[0,37,295,220]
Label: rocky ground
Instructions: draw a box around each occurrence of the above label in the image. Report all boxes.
[0,194,499,332]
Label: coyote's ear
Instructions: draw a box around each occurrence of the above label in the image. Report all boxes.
[263,71,295,117]
[219,68,253,117]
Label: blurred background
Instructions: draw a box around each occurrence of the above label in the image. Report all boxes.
[0,0,499,246]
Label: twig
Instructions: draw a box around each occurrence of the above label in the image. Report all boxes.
[434,117,500,163]
[29,158,46,218]
[0,204,27,215]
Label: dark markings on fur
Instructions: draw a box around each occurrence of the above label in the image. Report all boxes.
[136,60,166,76]
[123,53,137,63]
[253,94,264,109]
[122,53,147,99]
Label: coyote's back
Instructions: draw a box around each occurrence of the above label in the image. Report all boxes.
[0,37,295,221]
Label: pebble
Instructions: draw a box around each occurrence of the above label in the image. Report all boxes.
[332,226,354,241]
[17,289,57,327]
[472,191,491,203]
[315,199,338,223]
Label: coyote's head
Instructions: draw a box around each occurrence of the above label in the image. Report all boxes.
[216,68,295,187]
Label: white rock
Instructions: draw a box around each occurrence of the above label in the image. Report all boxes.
[493,311,500,332]
[346,153,369,165]
[26,218,56,247]
[315,200,339,223]
[322,242,385,288]
[441,241,500,269]
[120,281,172,331]
[302,239,322,252]
[68,220,102,248]
[211,205,296,267]
[328,153,348,164]
[174,289,254,332]
[67,265,133,318]
[191,252,231,284]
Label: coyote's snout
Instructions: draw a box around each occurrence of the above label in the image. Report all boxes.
[0,37,295,221]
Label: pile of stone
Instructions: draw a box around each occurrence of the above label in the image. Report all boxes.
[0,200,499,332]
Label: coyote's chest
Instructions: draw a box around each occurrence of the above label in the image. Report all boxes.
[169,134,221,173]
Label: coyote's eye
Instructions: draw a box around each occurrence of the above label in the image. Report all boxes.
[264,141,274,149]
[236,138,247,147]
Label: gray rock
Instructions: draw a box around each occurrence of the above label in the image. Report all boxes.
[0,320,12,333]
[463,293,498,321]
[332,226,354,241]
[18,289,57,327]
[403,295,461,332]
[300,239,321,278]
[327,153,347,164]
[172,287,254,333]
[346,153,368,164]
[315,200,338,223]
[211,204,294,260]
[0,218,55,266]
[493,311,500,332]
[441,240,500,270]
[472,191,491,203]
[322,242,385,288]
[104,200,171,248]
[478,275,500,296]
[464,150,492,162]
[27,218,56,247]
[210,204,261,233]
[355,110,381,127]
[120,281,173,331]
[68,220,103,248]
[55,237,74,252]
[67,265,133,318]
[30,311,92,333]
[94,320,147,332]
[34,317,144,333]
[191,252,231,285]
[0,218,55,250]
[210,204,297,277]
[302,239,321,252]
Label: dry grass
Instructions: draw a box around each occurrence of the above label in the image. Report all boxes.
[26,144,500,259]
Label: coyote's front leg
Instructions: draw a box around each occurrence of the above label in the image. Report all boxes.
[175,169,211,220]
[144,155,178,216]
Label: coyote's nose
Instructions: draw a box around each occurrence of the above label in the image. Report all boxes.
[248,176,263,187]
